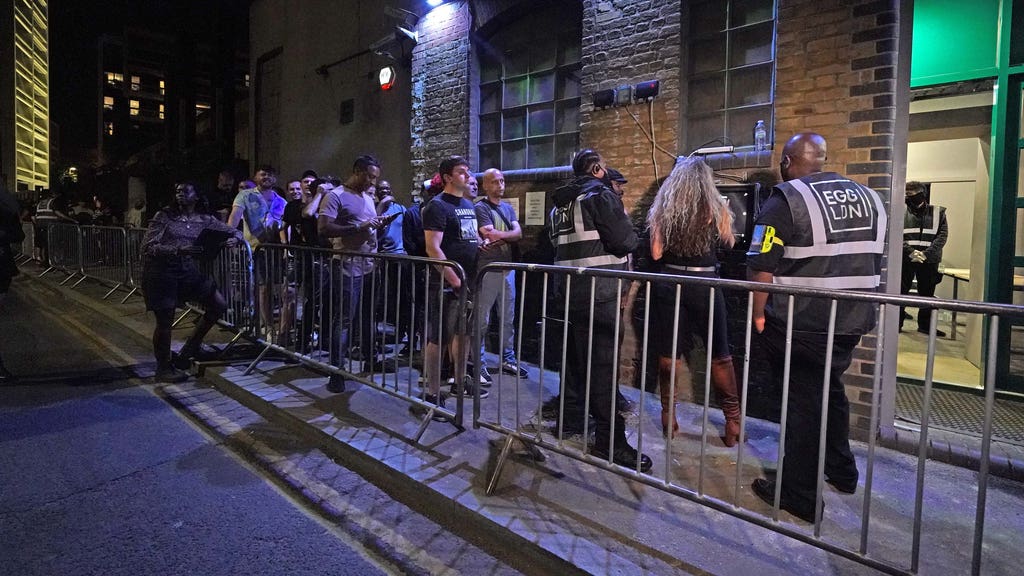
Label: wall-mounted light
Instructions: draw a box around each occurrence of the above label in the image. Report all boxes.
[378,66,397,90]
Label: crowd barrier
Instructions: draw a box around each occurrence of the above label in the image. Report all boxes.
[246,244,471,437]
[34,223,1024,575]
[472,261,1024,576]
[38,223,145,302]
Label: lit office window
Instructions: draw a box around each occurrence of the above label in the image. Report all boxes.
[105,72,123,86]
[129,99,140,116]
[159,79,165,96]
[685,0,777,150]
[103,96,114,111]
[244,74,250,87]
[131,75,140,91]
[158,104,164,120]
[104,121,114,136]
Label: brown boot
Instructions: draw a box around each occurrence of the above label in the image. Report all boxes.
[711,356,742,447]
[658,356,690,437]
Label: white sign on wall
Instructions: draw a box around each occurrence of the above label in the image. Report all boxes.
[525,191,547,226]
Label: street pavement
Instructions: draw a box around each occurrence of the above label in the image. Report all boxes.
[0,274,495,576]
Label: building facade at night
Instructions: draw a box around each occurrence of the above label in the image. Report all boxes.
[248,0,1023,433]
[0,0,50,201]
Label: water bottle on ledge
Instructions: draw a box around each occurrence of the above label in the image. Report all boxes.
[754,120,767,151]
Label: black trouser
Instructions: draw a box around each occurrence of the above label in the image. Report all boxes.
[760,318,860,512]
[562,300,626,450]
[900,260,940,330]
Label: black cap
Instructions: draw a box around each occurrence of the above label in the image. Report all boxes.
[605,167,627,184]
[301,169,319,179]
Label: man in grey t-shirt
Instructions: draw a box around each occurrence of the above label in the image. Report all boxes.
[317,155,388,392]
[475,168,528,382]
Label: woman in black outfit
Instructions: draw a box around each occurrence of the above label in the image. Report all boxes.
[141,183,242,382]
[647,157,741,446]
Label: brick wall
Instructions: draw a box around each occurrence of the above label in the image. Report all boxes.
[410,2,472,189]
[775,0,898,436]
[579,0,681,214]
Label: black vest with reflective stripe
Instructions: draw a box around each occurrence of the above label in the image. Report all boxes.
[771,172,887,335]
[550,185,628,306]
[35,198,58,223]
[903,205,943,256]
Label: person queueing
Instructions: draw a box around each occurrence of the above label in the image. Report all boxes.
[141,183,243,382]
[549,148,651,473]
[647,157,741,445]
[748,132,886,523]
[901,181,948,336]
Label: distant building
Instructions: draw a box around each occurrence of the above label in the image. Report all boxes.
[0,0,50,200]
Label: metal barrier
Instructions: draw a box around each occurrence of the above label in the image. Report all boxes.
[473,262,1024,576]
[246,244,470,438]
[78,226,130,298]
[122,228,145,303]
[170,239,257,349]
[41,223,83,284]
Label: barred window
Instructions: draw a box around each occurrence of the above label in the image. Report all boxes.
[476,4,581,170]
[685,0,776,151]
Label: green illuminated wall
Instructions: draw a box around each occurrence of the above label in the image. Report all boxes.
[911,0,1001,87]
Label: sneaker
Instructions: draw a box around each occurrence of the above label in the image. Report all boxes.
[591,444,652,473]
[501,360,529,379]
[751,478,821,523]
[450,376,490,399]
[409,393,450,422]
[326,374,347,393]
[155,366,189,383]
[477,365,493,386]
[917,327,948,338]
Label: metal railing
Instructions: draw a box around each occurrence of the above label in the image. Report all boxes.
[244,244,471,438]
[41,223,83,284]
[473,262,1024,576]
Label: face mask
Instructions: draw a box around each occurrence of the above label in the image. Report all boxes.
[906,195,924,208]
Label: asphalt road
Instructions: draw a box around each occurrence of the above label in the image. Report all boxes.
[0,277,392,576]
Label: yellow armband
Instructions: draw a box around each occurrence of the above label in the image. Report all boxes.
[751,224,784,254]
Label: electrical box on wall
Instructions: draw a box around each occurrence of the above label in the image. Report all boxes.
[592,89,614,109]
[634,79,659,101]
[614,85,632,106]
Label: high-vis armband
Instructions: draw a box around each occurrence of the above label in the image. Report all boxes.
[751,224,784,254]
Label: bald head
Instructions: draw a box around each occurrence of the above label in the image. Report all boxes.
[481,168,505,201]
[780,132,827,181]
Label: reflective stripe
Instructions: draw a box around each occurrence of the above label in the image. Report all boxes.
[906,240,932,248]
[783,240,885,259]
[664,264,716,272]
[921,206,940,235]
[789,179,828,244]
[554,192,602,242]
[555,254,628,268]
[774,274,881,289]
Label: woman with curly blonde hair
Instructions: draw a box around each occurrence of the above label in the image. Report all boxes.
[647,157,741,446]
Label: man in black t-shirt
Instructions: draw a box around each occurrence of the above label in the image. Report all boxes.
[415,156,487,419]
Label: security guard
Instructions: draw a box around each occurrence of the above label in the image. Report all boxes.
[33,190,74,266]
[549,148,651,473]
[747,132,886,523]
[901,181,948,335]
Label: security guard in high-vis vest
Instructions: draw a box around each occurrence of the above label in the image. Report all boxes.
[548,148,651,474]
[901,181,948,335]
[746,132,886,523]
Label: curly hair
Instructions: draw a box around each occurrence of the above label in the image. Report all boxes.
[647,157,734,257]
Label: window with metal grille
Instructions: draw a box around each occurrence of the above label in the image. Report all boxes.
[476,4,581,170]
[684,0,776,151]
